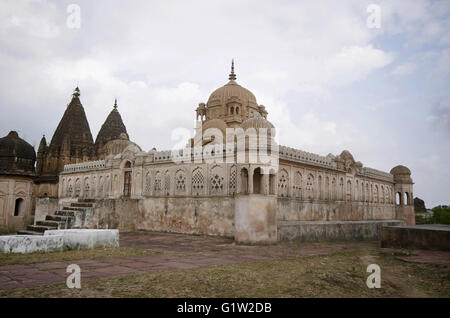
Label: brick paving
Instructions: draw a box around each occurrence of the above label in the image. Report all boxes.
[0,231,448,291]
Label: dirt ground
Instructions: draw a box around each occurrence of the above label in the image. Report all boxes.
[0,231,449,297]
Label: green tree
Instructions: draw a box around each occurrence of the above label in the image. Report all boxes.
[430,205,450,224]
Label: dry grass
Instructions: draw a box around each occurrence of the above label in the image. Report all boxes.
[1,248,448,298]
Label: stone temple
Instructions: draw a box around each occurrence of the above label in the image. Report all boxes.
[0,62,415,243]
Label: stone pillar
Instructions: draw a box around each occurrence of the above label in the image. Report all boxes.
[248,167,254,194]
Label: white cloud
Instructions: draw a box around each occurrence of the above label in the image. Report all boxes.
[391,62,416,76]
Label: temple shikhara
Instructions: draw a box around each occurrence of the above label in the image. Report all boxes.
[0,62,415,243]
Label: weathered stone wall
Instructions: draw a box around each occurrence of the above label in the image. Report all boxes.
[235,194,277,244]
[69,196,235,237]
[278,220,404,242]
[138,197,235,237]
[277,198,396,222]
[34,197,59,224]
[81,198,142,232]
[381,225,450,251]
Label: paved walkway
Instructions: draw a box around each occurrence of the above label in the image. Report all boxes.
[0,231,448,291]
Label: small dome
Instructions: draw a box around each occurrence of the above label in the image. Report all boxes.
[98,138,141,159]
[241,112,275,130]
[390,165,413,184]
[0,131,36,175]
[390,165,411,175]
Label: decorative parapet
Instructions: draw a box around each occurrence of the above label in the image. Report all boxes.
[278,145,336,169]
[153,150,174,162]
[361,167,394,182]
[63,160,106,173]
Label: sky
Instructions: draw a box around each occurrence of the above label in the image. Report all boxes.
[0,0,449,208]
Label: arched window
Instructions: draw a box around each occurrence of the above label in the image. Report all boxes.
[230,106,234,115]
[75,179,81,197]
[318,175,323,200]
[192,168,204,196]
[175,170,186,195]
[14,198,24,216]
[360,182,364,202]
[236,107,239,115]
[278,169,288,197]
[346,180,352,201]
[84,178,90,198]
[210,166,224,195]
[229,165,237,195]
[145,172,151,195]
[123,162,132,197]
[240,168,249,194]
[154,172,162,195]
[366,183,369,202]
[293,172,302,199]
[396,192,401,205]
[404,192,409,206]
[253,167,263,194]
[332,177,336,200]
[164,171,170,195]
[306,174,314,200]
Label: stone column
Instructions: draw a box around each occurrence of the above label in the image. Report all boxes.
[248,166,254,194]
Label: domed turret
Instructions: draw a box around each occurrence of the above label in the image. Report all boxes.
[390,164,415,225]
[0,131,36,176]
[390,165,413,184]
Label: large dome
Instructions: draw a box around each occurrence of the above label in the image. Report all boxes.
[0,131,36,176]
[199,61,262,127]
[207,80,257,107]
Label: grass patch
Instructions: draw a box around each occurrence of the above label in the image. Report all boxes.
[1,247,448,298]
[0,247,163,266]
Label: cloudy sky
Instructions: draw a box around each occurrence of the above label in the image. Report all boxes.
[0,0,449,207]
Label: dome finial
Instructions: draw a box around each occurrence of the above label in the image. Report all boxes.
[73,86,80,98]
[229,59,236,81]
[114,98,118,110]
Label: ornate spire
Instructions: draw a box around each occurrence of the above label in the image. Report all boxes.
[114,98,118,110]
[228,59,236,81]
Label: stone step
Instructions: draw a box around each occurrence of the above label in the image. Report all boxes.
[36,220,65,228]
[63,206,85,212]
[55,210,75,217]
[16,230,44,236]
[70,202,93,208]
[26,225,57,233]
[46,215,73,222]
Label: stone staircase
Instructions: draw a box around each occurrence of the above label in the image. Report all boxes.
[17,199,95,235]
